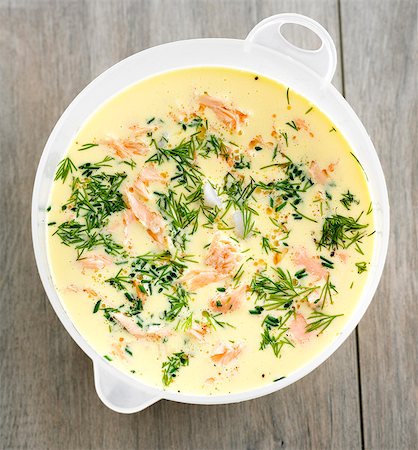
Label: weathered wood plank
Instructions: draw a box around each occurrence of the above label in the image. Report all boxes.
[0,1,363,449]
[341,0,418,449]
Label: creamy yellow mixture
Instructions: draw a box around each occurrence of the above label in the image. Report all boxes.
[47,67,374,395]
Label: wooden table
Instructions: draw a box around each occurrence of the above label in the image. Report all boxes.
[1,1,416,449]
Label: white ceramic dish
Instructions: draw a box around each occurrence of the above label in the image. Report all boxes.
[32,13,389,413]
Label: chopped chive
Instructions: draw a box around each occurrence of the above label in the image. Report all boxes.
[93,300,101,313]
[249,306,264,315]
[355,262,368,274]
[320,255,334,269]
[295,269,307,279]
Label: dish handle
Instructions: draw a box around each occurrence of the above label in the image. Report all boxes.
[246,13,337,83]
[93,360,161,414]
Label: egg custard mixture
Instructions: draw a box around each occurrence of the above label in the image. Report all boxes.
[47,67,374,394]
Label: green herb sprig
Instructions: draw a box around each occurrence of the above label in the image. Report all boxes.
[162,351,189,386]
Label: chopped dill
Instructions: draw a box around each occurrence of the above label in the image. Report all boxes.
[78,143,98,151]
[122,158,137,170]
[317,214,368,251]
[286,121,299,131]
[232,263,245,286]
[340,191,359,210]
[257,154,313,205]
[130,251,191,295]
[162,351,189,386]
[202,310,234,329]
[233,154,251,169]
[176,313,193,331]
[78,155,114,177]
[261,236,278,254]
[306,311,343,334]
[54,157,77,183]
[106,269,131,290]
[350,152,367,178]
[291,204,317,223]
[315,274,338,309]
[156,190,199,250]
[260,311,294,357]
[147,135,203,189]
[279,131,289,147]
[163,285,191,321]
[251,268,318,310]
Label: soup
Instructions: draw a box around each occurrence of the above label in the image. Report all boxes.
[47,67,374,395]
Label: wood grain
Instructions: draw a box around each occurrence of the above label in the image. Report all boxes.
[341,1,418,449]
[0,0,415,449]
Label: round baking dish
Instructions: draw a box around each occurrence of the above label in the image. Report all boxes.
[32,13,389,413]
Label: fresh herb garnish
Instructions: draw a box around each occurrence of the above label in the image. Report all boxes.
[163,285,191,321]
[162,351,189,386]
[315,274,338,309]
[286,121,299,131]
[78,156,114,177]
[106,268,131,290]
[130,251,191,295]
[147,135,203,189]
[355,261,368,274]
[306,311,343,334]
[317,214,368,251]
[156,190,199,250]
[251,268,318,310]
[257,154,313,206]
[54,170,127,257]
[55,221,124,258]
[233,154,251,169]
[54,157,77,183]
[202,310,234,329]
[260,311,294,357]
[78,143,98,151]
[279,131,289,147]
[320,255,334,269]
[249,305,264,315]
[340,191,359,210]
[221,173,258,239]
[175,313,193,331]
[93,300,101,313]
